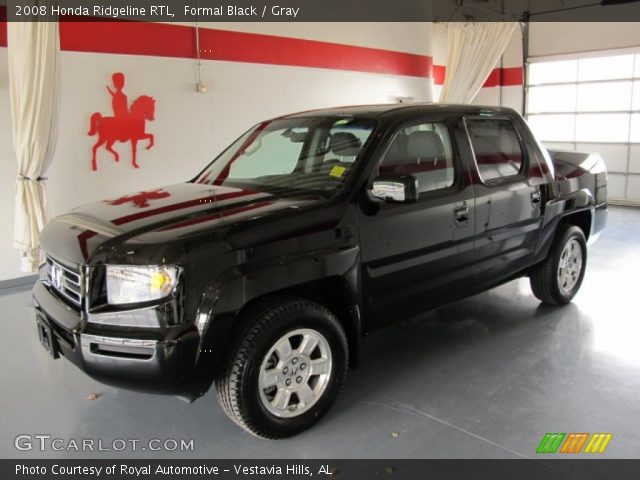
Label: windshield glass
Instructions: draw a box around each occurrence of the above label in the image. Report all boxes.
[194,116,377,196]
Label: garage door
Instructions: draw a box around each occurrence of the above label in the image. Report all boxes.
[525,50,640,206]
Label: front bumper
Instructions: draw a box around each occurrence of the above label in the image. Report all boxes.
[32,281,204,398]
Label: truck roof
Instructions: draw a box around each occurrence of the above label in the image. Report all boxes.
[280,103,518,120]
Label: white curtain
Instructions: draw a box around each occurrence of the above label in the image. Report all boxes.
[439,22,517,104]
[8,22,57,272]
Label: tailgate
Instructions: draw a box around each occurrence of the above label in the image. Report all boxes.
[548,149,607,206]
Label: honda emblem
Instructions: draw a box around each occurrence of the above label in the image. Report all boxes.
[51,264,63,290]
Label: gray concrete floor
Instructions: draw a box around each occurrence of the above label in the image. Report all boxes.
[1,206,639,459]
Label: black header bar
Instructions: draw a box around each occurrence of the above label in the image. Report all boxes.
[3,0,640,22]
[4,459,640,480]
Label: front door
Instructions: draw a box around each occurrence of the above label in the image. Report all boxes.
[357,118,476,330]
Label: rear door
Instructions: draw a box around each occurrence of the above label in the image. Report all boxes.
[357,117,476,330]
[463,115,543,286]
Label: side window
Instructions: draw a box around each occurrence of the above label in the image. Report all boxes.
[466,119,524,182]
[378,122,455,194]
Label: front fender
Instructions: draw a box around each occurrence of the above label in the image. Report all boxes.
[206,245,359,318]
[190,245,360,388]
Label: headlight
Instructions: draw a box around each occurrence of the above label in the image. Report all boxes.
[106,265,179,305]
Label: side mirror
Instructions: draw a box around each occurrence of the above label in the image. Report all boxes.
[371,175,418,203]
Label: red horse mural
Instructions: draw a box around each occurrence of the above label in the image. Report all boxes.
[88,72,156,171]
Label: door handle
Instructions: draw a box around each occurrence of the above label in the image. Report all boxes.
[454,205,469,226]
[531,191,541,205]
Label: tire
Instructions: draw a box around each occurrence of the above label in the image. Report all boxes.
[530,225,587,305]
[214,296,348,439]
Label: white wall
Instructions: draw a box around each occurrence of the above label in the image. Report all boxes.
[51,52,433,214]
[529,22,640,58]
[0,47,26,281]
[199,22,432,55]
[0,22,434,281]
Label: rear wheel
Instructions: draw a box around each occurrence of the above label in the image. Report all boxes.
[215,297,348,438]
[530,225,587,305]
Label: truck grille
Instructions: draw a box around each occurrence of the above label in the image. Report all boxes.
[47,256,83,307]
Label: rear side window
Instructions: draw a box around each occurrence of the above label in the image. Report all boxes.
[378,122,455,194]
[466,119,524,182]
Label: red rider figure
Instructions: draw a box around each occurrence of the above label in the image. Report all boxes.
[106,72,129,119]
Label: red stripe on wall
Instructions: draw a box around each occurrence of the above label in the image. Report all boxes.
[433,65,446,85]
[482,69,502,87]
[59,20,432,78]
[0,5,7,48]
[499,66,524,86]
[10,18,523,87]
[59,21,196,59]
[482,66,523,87]
[433,65,523,87]
[197,28,432,78]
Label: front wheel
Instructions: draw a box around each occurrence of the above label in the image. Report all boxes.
[215,297,348,438]
[530,225,587,305]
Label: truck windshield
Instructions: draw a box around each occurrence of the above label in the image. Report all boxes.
[194,116,377,196]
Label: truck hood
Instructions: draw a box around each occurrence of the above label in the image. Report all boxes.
[39,183,327,265]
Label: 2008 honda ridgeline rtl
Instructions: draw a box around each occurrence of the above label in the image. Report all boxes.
[33,104,607,438]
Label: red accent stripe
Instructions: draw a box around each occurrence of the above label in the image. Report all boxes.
[197,27,432,78]
[483,69,502,88]
[58,20,432,78]
[433,65,446,85]
[59,21,195,59]
[499,66,524,86]
[482,66,523,87]
[10,18,523,86]
[0,5,7,48]
[433,65,523,87]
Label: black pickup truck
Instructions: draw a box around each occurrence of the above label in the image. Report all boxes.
[33,104,606,438]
